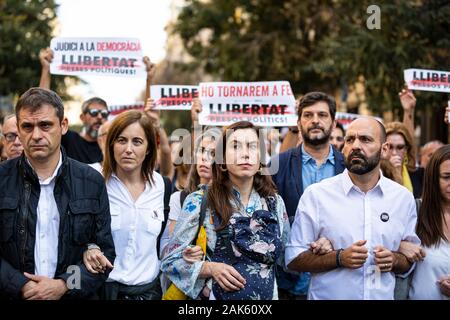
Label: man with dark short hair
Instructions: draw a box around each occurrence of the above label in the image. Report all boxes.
[0,87,115,299]
[272,91,346,299]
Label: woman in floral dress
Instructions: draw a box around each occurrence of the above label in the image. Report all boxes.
[161,121,290,300]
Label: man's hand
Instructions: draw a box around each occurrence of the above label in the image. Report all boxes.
[22,273,68,300]
[182,245,204,264]
[374,245,396,272]
[39,47,54,70]
[310,237,333,255]
[143,56,156,80]
[399,87,416,113]
[398,241,426,263]
[191,98,202,123]
[21,280,38,298]
[438,275,450,297]
[340,240,368,269]
[83,248,114,274]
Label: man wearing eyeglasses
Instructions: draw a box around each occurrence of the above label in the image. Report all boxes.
[2,114,24,160]
[61,97,109,164]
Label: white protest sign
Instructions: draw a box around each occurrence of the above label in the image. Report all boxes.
[150,85,198,110]
[50,37,146,78]
[335,112,383,130]
[404,68,450,93]
[198,81,297,127]
[108,102,144,119]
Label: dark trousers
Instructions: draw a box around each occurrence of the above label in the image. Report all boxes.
[100,275,162,300]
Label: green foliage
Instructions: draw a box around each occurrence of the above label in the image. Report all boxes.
[173,0,450,116]
[0,0,74,98]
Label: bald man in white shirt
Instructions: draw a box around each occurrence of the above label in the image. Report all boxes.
[286,117,420,300]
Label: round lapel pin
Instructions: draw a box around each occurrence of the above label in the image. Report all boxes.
[380,212,389,222]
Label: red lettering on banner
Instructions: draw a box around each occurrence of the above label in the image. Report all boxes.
[201,86,214,97]
[272,86,278,96]
[96,41,142,52]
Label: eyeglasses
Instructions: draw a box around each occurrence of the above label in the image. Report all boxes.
[87,109,110,119]
[197,147,215,160]
[3,132,19,143]
[388,144,406,152]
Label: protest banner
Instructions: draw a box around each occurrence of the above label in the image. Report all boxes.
[108,102,144,118]
[50,37,146,78]
[404,68,450,93]
[335,112,383,130]
[198,81,297,127]
[150,85,198,110]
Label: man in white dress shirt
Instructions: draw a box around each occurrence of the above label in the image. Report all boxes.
[0,87,115,299]
[286,117,420,300]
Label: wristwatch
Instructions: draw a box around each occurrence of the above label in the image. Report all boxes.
[87,243,101,251]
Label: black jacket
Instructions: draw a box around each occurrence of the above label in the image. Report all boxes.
[0,149,115,299]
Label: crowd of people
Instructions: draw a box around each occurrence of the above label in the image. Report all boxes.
[0,48,449,300]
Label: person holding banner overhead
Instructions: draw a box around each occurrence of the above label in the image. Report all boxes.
[142,57,174,179]
[161,121,290,300]
[383,86,424,198]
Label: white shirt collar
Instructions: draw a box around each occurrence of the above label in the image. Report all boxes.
[342,169,385,196]
[27,152,63,185]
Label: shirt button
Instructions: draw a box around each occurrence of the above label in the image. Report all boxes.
[41,234,45,238]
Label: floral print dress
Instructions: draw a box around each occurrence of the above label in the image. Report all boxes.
[160,188,290,299]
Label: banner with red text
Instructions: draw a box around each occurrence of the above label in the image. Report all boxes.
[150,85,198,110]
[336,112,383,130]
[108,102,144,118]
[404,68,450,93]
[198,81,297,127]
[50,37,145,78]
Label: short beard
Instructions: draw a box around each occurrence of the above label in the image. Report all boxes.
[85,125,99,139]
[301,125,333,146]
[345,150,381,175]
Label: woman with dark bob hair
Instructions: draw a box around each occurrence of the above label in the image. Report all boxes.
[161,121,290,300]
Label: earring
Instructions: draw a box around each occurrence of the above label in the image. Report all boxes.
[219,164,228,172]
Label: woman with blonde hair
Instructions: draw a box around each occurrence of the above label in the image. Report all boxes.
[384,121,423,198]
